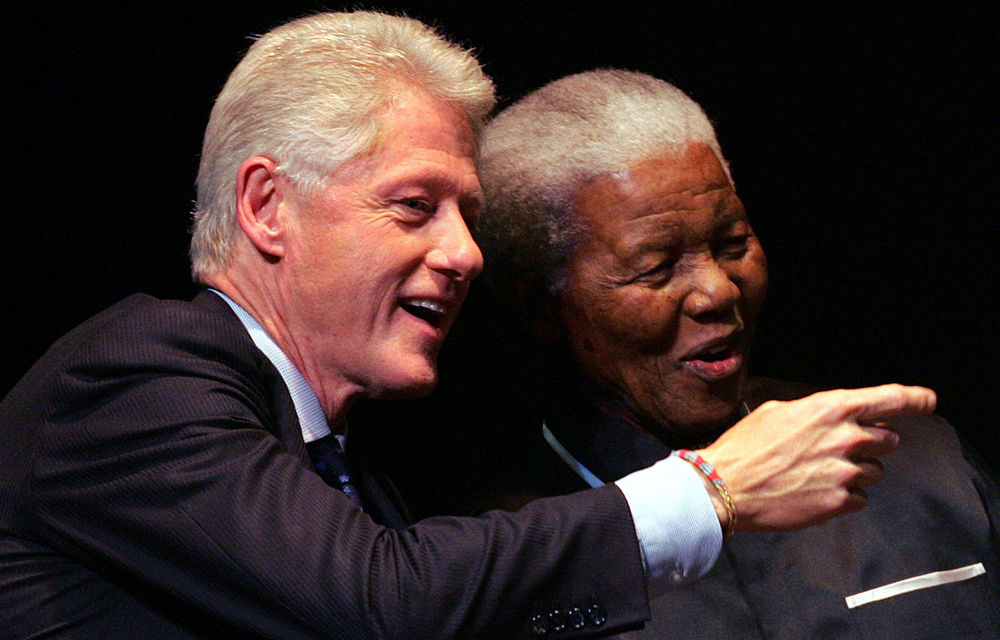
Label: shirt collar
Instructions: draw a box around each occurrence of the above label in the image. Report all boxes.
[210,289,330,443]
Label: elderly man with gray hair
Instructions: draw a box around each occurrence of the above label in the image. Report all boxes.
[469,69,1000,638]
[0,12,941,638]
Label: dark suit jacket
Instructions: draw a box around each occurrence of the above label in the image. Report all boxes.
[0,292,650,639]
[469,378,1000,639]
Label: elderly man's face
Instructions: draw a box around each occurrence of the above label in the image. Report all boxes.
[558,144,767,438]
[278,86,483,399]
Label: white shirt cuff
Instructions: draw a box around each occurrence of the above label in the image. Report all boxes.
[614,455,722,589]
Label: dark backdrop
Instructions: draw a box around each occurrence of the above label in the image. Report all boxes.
[6,2,998,470]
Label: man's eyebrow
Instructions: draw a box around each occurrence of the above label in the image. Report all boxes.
[712,197,747,225]
[378,171,482,225]
[381,170,480,197]
[618,216,685,255]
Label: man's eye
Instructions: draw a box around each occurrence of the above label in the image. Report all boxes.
[633,260,676,285]
[718,235,750,259]
[400,198,434,213]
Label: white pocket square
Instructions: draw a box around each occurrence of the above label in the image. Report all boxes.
[845,562,986,609]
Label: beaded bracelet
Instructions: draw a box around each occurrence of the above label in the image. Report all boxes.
[674,449,737,542]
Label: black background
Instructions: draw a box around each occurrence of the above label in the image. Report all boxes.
[6,2,998,470]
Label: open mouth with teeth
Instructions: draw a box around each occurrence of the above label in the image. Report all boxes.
[401,299,446,328]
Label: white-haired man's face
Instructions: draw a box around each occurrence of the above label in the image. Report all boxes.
[276,86,483,400]
[557,144,768,439]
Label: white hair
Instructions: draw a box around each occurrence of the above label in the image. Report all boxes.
[190,10,495,280]
[476,69,726,297]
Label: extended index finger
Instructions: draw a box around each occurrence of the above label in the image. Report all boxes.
[841,384,937,422]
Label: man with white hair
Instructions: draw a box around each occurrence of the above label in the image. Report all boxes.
[0,15,936,640]
[466,69,1000,638]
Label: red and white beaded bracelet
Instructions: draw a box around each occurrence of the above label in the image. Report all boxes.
[674,449,737,541]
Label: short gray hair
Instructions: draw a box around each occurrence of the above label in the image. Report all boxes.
[476,69,726,299]
[190,10,495,280]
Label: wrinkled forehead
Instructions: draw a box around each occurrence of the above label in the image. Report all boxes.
[573,144,738,226]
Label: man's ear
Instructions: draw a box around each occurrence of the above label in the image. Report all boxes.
[512,273,564,345]
[235,156,288,259]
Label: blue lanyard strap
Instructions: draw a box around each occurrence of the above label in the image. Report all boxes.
[541,421,605,488]
[541,402,750,490]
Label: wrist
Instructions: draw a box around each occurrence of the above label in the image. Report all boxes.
[673,449,737,541]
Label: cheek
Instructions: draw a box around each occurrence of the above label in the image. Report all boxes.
[570,287,684,357]
[615,292,683,349]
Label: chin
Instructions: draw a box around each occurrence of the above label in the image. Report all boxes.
[368,363,439,399]
[695,372,746,416]
[650,390,744,438]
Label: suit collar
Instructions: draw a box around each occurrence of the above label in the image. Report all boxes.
[207,289,331,445]
[192,289,312,466]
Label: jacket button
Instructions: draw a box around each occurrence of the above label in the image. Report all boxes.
[669,562,687,585]
[567,607,586,630]
[549,608,569,633]
[586,604,607,627]
[529,613,549,636]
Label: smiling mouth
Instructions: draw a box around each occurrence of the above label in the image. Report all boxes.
[401,299,447,328]
[681,336,744,380]
[690,343,736,362]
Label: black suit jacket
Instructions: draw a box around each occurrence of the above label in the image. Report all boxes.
[484,378,1000,639]
[0,292,650,639]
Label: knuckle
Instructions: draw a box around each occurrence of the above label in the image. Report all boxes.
[842,465,863,484]
[758,399,783,413]
[820,488,852,514]
[817,392,845,415]
[826,459,860,485]
[883,383,905,407]
[838,463,861,485]
[844,430,878,453]
[829,429,861,454]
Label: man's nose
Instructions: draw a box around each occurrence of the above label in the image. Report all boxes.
[682,257,741,318]
[426,207,484,281]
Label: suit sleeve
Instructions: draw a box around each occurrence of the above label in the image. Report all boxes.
[27,310,650,639]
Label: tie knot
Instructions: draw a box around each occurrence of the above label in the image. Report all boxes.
[306,434,363,509]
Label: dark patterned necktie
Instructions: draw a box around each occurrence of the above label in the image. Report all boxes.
[306,434,364,509]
